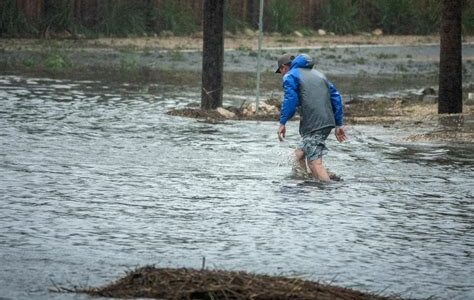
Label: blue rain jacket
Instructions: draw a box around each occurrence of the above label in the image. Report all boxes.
[279,54,343,135]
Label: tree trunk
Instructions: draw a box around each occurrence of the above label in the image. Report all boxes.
[438,0,462,114]
[201,0,224,110]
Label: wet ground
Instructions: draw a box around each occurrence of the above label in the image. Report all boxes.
[0,75,473,300]
[1,37,473,78]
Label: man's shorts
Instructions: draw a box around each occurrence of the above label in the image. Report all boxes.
[297,127,332,161]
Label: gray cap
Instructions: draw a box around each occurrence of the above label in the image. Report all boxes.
[275,53,294,73]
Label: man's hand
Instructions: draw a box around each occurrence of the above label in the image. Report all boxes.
[278,124,286,141]
[335,127,347,142]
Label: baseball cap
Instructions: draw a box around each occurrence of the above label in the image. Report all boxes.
[275,53,294,73]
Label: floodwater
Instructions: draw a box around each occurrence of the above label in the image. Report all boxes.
[0,75,473,300]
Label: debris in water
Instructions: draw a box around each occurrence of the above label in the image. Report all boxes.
[77,266,400,300]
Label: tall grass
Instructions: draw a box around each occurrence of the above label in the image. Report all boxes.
[97,0,146,36]
[314,0,458,35]
[372,0,417,34]
[42,0,73,32]
[0,0,36,36]
[2,0,472,37]
[319,0,360,34]
[412,0,441,34]
[224,0,247,33]
[265,0,298,34]
[158,0,197,35]
[463,2,474,34]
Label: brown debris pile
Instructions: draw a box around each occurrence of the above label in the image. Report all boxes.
[80,266,398,300]
[167,101,280,123]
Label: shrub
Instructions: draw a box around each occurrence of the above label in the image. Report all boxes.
[0,0,36,37]
[372,0,417,34]
[119,54,139,73]
[319,0,360,34]
[43,53,70,71]
[42,0,73,33]
[463,1,474,34]
[97,0,146,36]
[413,0,441,34]
[22,58,36,68]
[158,0,198,35]
[224,0,247,33]
[265,0,298,34]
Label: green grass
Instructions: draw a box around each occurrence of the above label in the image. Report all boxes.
[372,53,398,59]
[42,0,74,32]
[224,0,247,33]
[0,0,37,36]
[265,0,298,34]
[169,49,184,61]
[320,0,360,34]
[355,57,367,64]
[396,64,409,73]
[43,52,70,71]
[275,38,295,43]
[236,44,252,52]
[119,53,139,73]
[158,0,197,35]
[97,1,146,37]
[22,58,36,68]
[373,0,417,34]
[2,0,470,38]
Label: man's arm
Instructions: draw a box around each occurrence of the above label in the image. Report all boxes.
[279,74,299,126]
[327,81,347,142]
[327,80,343,127]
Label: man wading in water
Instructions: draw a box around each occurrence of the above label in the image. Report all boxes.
[276,53,347,182]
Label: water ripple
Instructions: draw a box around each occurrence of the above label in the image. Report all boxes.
[0,75,473,300]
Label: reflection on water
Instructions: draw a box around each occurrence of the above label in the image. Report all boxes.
[0,75,473,300]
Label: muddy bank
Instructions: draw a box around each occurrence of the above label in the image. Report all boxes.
[1,35,473,99]
[76,266,399,300]
[169,94,474,144]
[1,35,473,78]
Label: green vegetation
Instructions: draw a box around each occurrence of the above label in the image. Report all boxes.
[0,0,473,37]
[43,52,70,71]
[375,0,418,34]
[0,0,36,36]
[320,0,360,35]
[158,0,197,35]
[224,0,247,33]
[412,0,441,34]
[265,0,298,34]
[119,53,139,73]
[396,64,409,73]
[464,4,474,34]
[372,53,398,59]
[275,38,295,43]
[43,0,74,33]
[169,48,185,61]
[97,1,146,37]
[355,57,367,64]
[22,58,36,68]
[236,44,252,52]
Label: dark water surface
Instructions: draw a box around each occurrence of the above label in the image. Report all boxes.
[0,75,473,300]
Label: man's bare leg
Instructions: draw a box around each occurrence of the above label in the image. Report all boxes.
[293,149,307,171]
[308,158,330,182]
[291,149,309,177]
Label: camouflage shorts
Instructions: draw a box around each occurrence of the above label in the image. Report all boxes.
[297,127,332,161]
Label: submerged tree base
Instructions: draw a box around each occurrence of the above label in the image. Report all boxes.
[78,266,399,300]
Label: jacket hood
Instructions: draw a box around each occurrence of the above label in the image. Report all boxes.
[290,54,314,70]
